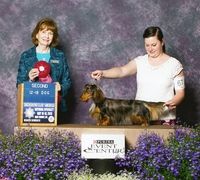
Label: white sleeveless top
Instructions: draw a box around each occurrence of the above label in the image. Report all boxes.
[135,54,183,120]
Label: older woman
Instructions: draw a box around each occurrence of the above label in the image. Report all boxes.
[17,18,71,112]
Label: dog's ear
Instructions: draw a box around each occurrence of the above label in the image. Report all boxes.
[92,85,105,103]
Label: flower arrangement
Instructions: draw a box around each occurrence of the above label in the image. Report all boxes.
[0,129,86,179]
[68,168,137,180]
[115,126,200,179]
[0,126,199,179]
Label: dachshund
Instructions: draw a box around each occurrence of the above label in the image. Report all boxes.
[80,84,168,126]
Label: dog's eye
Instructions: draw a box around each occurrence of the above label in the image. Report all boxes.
[85,84,90,89]
[91,84,97,89]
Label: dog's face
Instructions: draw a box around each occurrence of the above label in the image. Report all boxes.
[80,84,98,102]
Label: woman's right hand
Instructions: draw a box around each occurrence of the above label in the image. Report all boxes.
[29,68,39,81]
[91,70,103,80]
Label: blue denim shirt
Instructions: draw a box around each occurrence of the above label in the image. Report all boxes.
[17,46,71,112]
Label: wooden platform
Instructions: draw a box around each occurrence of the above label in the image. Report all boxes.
[14,124,175,147]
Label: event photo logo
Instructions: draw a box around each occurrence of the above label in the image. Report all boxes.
[81,134,125,159]
[83,138,125,158]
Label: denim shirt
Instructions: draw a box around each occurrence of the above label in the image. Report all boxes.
[17,46,71,112]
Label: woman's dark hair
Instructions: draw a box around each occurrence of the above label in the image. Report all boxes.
[143,26,165,52]
[31,18,59,47]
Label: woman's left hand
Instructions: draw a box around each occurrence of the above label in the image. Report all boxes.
[55,82,61,91]
[164,100,176,110]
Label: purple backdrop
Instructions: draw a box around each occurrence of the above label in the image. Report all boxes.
[0,0,199,134]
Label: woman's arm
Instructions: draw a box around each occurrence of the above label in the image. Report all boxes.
[59,55,71,97]
[91,59,137,80]
[164,71,185,109]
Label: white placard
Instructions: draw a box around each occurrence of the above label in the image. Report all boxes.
[81,134,125,159]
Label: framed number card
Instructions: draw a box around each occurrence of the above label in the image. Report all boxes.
[17,82,58,127]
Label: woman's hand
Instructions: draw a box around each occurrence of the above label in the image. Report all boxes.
[55,82,61,91]
[91,70,103,80]
[29,68,39,81]
[164,100,176,110]
[164,89,185,110]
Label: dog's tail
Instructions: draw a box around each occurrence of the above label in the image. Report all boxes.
[143,102,168,120]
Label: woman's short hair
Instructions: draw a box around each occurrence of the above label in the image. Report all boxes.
[31,18,59,47]
[143,26,165,52]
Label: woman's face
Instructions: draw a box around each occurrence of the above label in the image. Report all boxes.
[36,28,54,47]
[144,36,163,58]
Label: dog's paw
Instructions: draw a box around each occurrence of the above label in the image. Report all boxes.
[141,122,149,127]
[101,120,111,126]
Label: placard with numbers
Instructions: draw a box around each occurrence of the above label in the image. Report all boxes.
[17,82,58,126]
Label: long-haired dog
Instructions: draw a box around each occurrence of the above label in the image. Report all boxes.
[80,84,168,126]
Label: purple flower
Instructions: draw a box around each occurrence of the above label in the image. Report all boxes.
[116,126,200,179]
[0,129,87,179]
